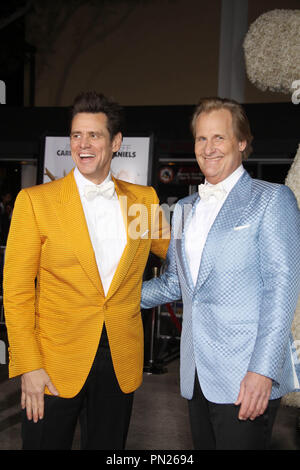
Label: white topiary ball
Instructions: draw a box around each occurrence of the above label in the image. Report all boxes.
[285,144,300,206]
[282,144,300,408]
[243,9,300,94]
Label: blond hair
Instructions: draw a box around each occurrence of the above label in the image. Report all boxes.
[191,97,253,160]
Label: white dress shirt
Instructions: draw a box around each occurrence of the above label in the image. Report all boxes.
[74,167,127,296]
[185,165,245,286]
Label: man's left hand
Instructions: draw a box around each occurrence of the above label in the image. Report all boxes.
[235,371,272,420]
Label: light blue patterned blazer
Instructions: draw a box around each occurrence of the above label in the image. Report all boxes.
[142,171,300,403]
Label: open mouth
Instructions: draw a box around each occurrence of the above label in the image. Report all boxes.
[79,153,96,159]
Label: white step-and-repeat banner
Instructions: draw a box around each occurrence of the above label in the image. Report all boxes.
[42,135,153,185]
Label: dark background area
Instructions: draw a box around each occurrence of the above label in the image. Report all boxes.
[0,101,298,203]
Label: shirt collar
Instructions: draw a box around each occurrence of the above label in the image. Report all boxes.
[74,167,113,196]
[205,164,244,193]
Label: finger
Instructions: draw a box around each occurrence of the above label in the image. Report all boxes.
[246,395,260,420]
[46,379,59,397]
[30,394,39,423]
[248,385,271,420]
[238,401,249,420]
[37,393,45,420]
[25,395,33,421]
[247,393,263,420]
[238,391,253,420]
[244,391,269,421]
[251,395,269,420]
[21,376,26,409]
[21,391,26,410]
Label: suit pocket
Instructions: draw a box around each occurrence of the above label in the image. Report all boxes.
[233,224,251,231]
[217,321,258,355]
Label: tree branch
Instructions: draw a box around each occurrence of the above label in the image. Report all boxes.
[53,2,137,104]
[0,0,33,31]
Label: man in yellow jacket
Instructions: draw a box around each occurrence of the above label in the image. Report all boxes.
[3,91,169,449]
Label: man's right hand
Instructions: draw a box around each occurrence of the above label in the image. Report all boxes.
[21,369,59,423]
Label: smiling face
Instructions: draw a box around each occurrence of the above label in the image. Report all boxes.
[70,112,122,184]
[194,109,246,185]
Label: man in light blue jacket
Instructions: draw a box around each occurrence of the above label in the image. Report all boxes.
[141,98,300,450]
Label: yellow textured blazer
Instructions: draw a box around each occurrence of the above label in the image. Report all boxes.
[3,170,169,398]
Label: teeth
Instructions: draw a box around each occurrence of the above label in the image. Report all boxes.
[80,154,95,158]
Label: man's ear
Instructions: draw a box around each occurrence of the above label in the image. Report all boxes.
[112,132,122,153]
[239,140,247,152]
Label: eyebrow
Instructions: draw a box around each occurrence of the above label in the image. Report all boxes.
[196,133,225,139]
[70,130,102,135]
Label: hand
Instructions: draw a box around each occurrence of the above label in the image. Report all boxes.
[21,368,59,423]
[235,371,272,421]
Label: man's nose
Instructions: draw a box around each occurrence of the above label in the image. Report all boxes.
[80,135,91,148]
[204,140,215,155]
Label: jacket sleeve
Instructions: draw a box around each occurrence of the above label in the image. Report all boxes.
[141,201,182,309]
[3,189,44,377]
[149,187,170,260]
[248,185,300,383]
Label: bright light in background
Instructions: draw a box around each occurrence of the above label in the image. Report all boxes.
[0,340,5,364]
[0,80,5,104]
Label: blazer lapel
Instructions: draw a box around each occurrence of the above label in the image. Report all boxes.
[105,177,140,299]
[176,193,199,290]
[196,171,252,289]
[55,170,104,295]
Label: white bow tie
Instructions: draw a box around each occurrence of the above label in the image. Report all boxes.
[198,182,227,201]
[84,180,115,201]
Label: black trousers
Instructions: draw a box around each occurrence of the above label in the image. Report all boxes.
[22,326,134,450]
[188,374,280,450]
